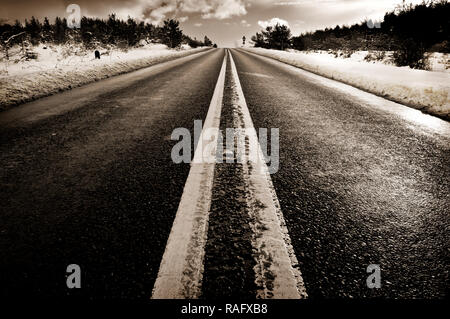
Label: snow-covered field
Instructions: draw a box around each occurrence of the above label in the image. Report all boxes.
[0,43,209,109]
[244,48,450,118]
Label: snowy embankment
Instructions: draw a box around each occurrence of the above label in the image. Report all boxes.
[0,44,209,110]
[243,48,450,119]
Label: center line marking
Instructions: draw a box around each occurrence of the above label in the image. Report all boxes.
[228,50,307,299]
[152,52,227,299]
[152,49,307,299]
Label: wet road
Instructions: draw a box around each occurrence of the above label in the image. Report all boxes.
[231,49,449,299]
[0,48,225,298]
[0,47,448,299]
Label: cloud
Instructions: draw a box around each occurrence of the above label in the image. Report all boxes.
[140,0,247,24]
[178,16,189,22]
[273,1,303,5]
[142,2,178,24]
[241,19,251,27]
[201,0,247,20]
[194,23,203,27]
[258,17,290,29]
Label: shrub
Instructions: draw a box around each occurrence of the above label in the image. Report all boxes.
[429,40,450,53]
[374,51,386,61]
[364,51,386,62]
[342,49,354,58]
[393,38,430,69]
[291,36,306,51]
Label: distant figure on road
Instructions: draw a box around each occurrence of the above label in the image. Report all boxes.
[95,50,101,59]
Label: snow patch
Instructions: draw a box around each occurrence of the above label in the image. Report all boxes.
[0,44,208,110]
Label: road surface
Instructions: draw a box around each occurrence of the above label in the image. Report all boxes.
[0,48,448,299]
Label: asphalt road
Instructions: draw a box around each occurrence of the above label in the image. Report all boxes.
[0,48,225,298]
[230,49,449,299]
[0,47,448,299]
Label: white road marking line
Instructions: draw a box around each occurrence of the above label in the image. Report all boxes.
[228,50,308,299]
[151,53,227,299]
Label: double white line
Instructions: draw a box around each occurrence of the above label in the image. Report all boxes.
[152,49,307,299]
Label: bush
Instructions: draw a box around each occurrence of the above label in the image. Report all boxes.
[364,51,386,62]
[341,49,354,58]
[187,38,200,48]
[291,36,306,51]
[393,38,429,69]
[429,40,450,53]
[25,50,38,60]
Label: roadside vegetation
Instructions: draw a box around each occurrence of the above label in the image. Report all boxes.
[0,15,216,63]
[251,0,449,69]
[0,15,215,109]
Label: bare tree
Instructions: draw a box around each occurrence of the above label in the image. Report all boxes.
[2,31,26,60]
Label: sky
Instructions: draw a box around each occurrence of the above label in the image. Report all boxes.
[1,0,426,47]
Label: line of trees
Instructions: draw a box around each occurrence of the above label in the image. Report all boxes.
[0,15,216,52]
[251,0,449,68]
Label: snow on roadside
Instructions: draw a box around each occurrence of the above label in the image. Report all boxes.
[288,50,450,73]
[243,48,450,118]
[0,44,210,109]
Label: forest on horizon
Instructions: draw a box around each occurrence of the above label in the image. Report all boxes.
[0,14,216,52]
[251,0,449,68]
